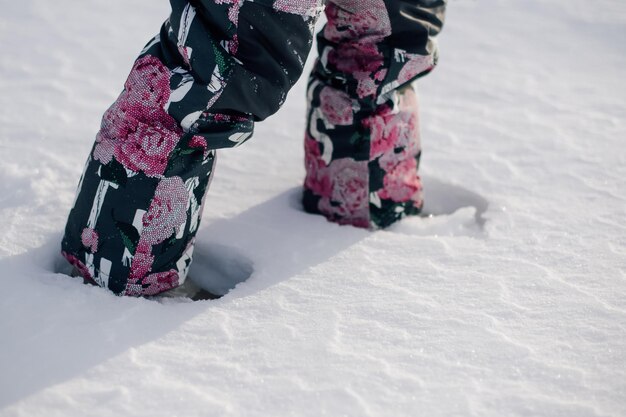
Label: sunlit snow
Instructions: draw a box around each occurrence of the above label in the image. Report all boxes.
[0,1,624,416]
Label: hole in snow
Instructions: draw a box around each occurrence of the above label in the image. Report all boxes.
[54,243,253,302]
[182,242,254,300]
[420,177,489,227]
[391,177,490,237]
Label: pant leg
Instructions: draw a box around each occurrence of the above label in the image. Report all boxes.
[302,0,447,229]
[62,1,322,296]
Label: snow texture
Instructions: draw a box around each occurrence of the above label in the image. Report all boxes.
[1,0,625,416]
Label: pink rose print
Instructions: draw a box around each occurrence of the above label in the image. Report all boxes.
[363,104,394,157]
[141,176,189,247]
[273,0,321,16]
[378,158,422,203]
[80,228,99,253]
[93,55,184,178]
[189,135,209,159]
[323,1,391,44]
[214,0,241,26]
[114,123,180,177]
[212,112,250,123]
[329,43,384,75]
[92,135,115,165]
[324,2,391,99]
[129,242,155,281]
[93,104,130,165]
[140,270,180,296]
[214,0,242,55]
[126,176,188,294]
[124,55,171,107]
[317,158,370,227]
[62,251,96,285]
[397,53,435,85]
[319,87,354,126]
[304,134,332,198]
[365,88,420,169]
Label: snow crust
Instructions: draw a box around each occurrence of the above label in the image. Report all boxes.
[1,0,625,416]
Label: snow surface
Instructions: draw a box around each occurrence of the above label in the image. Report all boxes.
[1,0,625,416]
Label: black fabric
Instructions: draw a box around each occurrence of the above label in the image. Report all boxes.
[386,0,446,54]
[212,4,316,120]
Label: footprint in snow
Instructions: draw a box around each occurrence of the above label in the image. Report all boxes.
[287,177,489,237]
[392,176,490,237]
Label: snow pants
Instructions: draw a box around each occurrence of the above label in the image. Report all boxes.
[62,0,447,296]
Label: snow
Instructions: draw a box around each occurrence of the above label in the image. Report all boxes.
[1,0,625,416]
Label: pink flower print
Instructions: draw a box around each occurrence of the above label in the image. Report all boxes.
[305,138,369,226]
[93,103,133,165]
[378,158,422,203]
[139,270,180,296]
[397,53,435,85]
[80,228,99,253]
[125,240,160,296]
[319,87,353,126]
[364,105,418,162]
[273,0,321,16]
[129,243,155,281]
[126,176,188,294]
[328,158,369,214]
[124,55,171,108]
[324,3,390,99]
[62,251,97,285]
[93,134,115,165]
[141,176,189,247]
[124,284,143,297]
[323,2,391,44]
[304,135,332,198]
[93,55,184,177]
[317,158,369,226]
[214,0,241,26]
[354,71,379,99]
[354,68,387,98]
[113,122,180,177]
[329,47,384,99]
[329,43,384,77]
[212,112,250,123]
[228,34,239,55]
[365,90,420,169]
[189,135,209,158]
[363,104,395,158]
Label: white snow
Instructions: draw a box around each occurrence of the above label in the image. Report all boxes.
[1,0,625,416]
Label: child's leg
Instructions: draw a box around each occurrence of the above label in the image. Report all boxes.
[62,1,323,296]
[302,0,447,229]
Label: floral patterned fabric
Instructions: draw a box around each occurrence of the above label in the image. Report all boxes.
[62,0,323,295]
[303,0,446,229]
[62,0,446,296]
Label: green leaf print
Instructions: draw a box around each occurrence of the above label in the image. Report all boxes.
[115,221,140,254]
